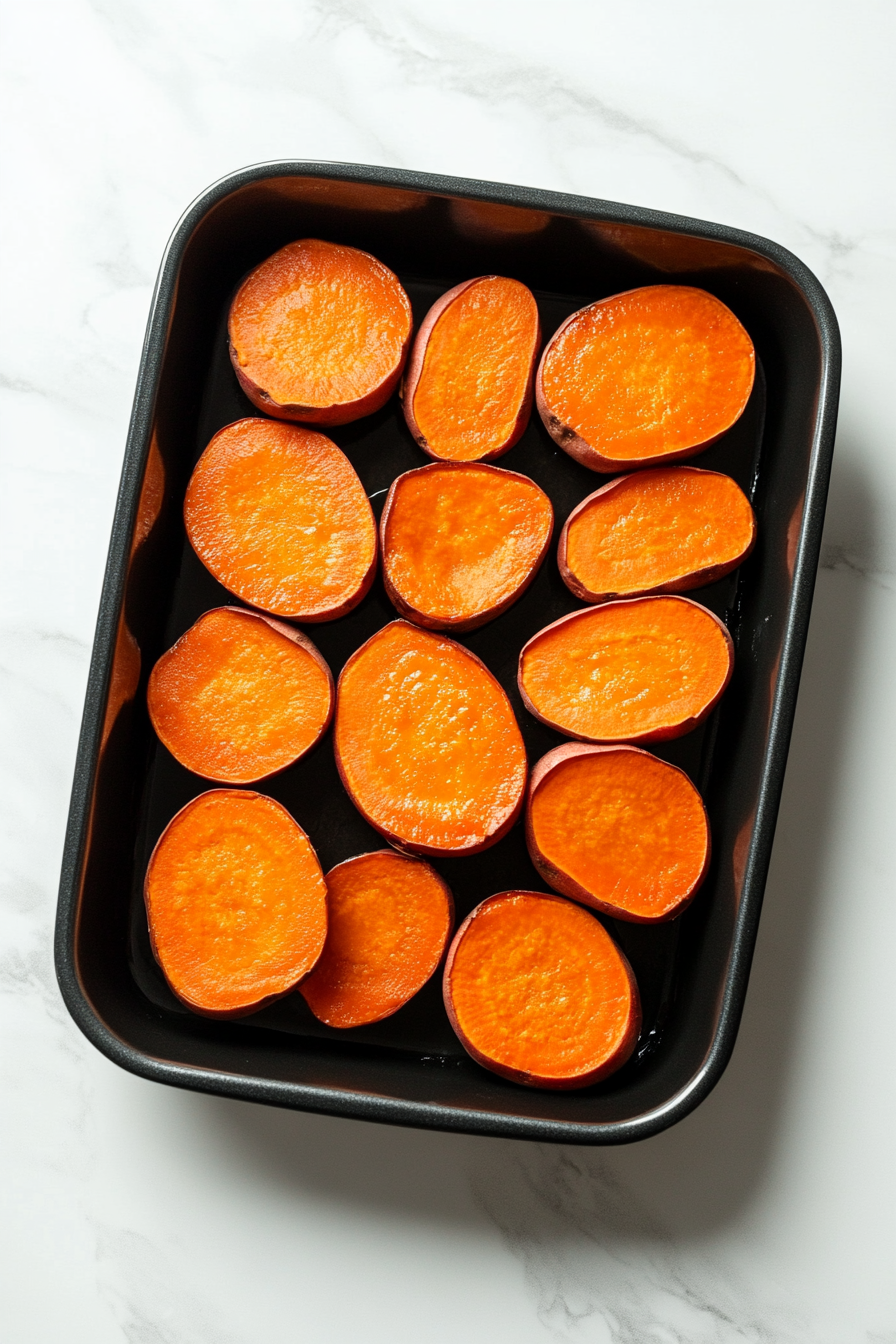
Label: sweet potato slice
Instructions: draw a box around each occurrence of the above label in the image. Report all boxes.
[228,238,412,425]
[334,620,527,856]
[536,285,755,472]
[527,743,710,922]
[380,462,553,631]
[443,891,640,1089]
[518,595,733,744]
[144,790,327,1018]
[299,850,454,1028]
[147,607,334,784]
[559,466,756,603]
[403,276,540,462]
[184,418,376,621]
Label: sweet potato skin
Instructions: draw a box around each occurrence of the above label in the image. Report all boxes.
[402,277,541,462]
[557,468,758,604]
[535,287,755,473]
[517,597,735,745]
[526,743,711,923]
[230,350,408,427]
[443,891,641,1089]
[144,789,326,1020]
[379,462,554,632]
[147,607,334,784]
[334,620,526,858]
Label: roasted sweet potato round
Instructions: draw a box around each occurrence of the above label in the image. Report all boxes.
[536,285,755,472]
[144,790,327,1018]
[334,620,527,856]
[443,890,640,1089]
[147,607,334,784]
[559,466,756,602]
[518,596,734,744]
[380,462,553,631]
[299,850,454,1028]
[228,238,412,425]
[527,743,710,921]
[403,275,540,461]
[184,418,377,621]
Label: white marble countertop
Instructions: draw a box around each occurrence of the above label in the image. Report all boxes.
[2,2,895,1340]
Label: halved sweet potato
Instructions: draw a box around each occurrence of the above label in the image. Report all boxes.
[518,595,733,743]
[527,743,710,922]
[334,620,527,856]
[228,238,412,425]
[559,466,756,603]
[144,790,327,1018]
[147,606,334,784]
[380,462,553,631]
[184,418,376,622]
[299,850,454,1028]
[403,276,540,462]
[443,890,640,1089]
[536,285,755,472]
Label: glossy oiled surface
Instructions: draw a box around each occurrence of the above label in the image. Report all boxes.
[300,851,453,1028]
[412,276,539,460]
[540,285,755,462]
[147,608,332,784]
[529,748,708,920]
[520,596,732,742]
[229,238,412,409]
[563,467,755,600]
[184,418,376,620]
[445,891,638,1085]
[144,791,327,1016]
[382,464,552,626]
[335,621,527,853]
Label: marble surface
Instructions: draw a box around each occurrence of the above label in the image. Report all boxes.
[2,2,895,1340]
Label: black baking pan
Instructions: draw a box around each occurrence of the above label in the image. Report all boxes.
[54,162,840,1143]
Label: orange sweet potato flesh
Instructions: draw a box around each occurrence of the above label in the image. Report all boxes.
[527,744,710,922]
[443,891,640,1089]
[380,463,553,631]
[559,467,756,602]
[536,285,755,472]
[144,790,327,1018]
[403,276,540,462]
[519,596,733,744]
[184,418,376,621]
[228,239,412,425]
[335,621,527,856]
[300,850,454,1028]
[147,607,334,784]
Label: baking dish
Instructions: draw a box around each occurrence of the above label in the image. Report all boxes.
[55,162,840,1143]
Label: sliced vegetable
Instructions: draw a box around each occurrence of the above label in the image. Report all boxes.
[228,238,412,425]
[300,850,454,1028]
[527,743,710,922]
[380,462,553,631]
[147,606,333,784]
[559,466,756,602]
[184,418,376,621]
[144,790,327,1018]
[335,620,527,856]
[536,285,755,472]
[518,596,733,743]
[403,275,540,461]
[443,890,640,1089]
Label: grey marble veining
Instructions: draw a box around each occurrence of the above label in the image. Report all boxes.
[2,2,896,1340]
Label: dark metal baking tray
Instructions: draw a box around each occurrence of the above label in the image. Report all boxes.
[55,162,840,1143]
